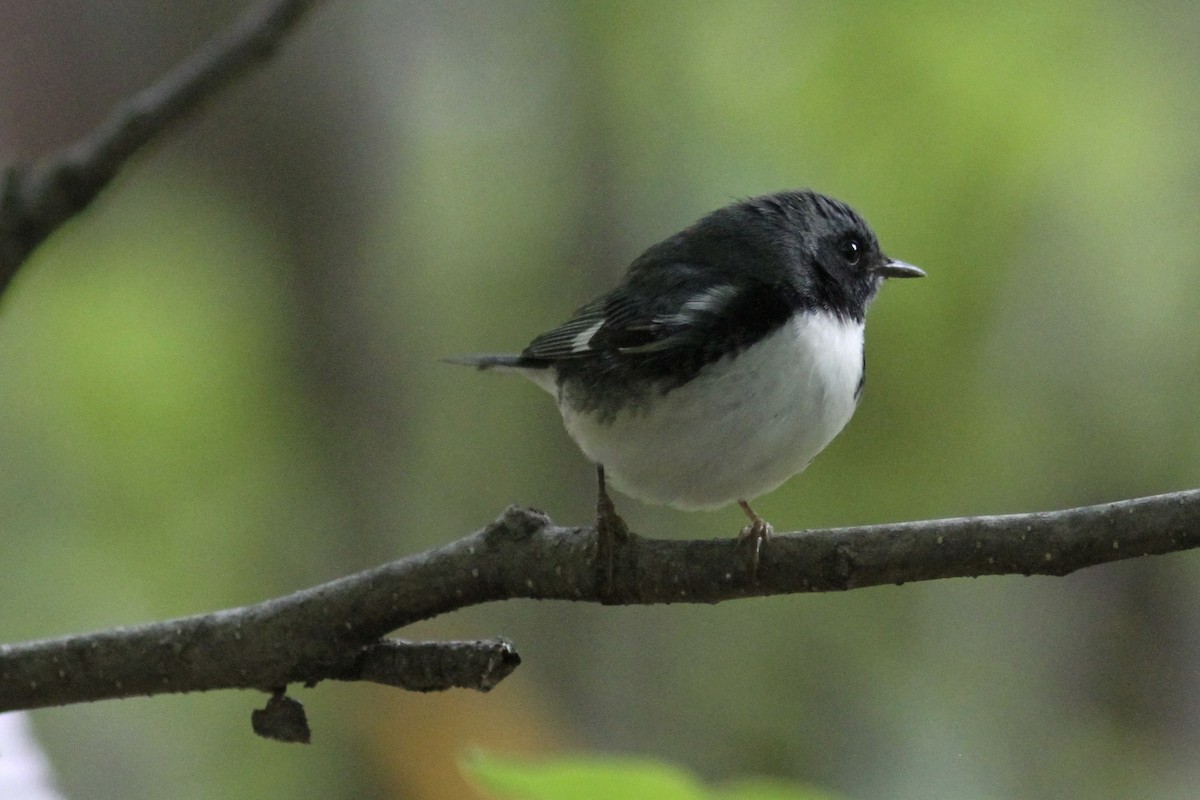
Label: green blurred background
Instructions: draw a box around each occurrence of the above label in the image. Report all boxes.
[2,1,1199,798]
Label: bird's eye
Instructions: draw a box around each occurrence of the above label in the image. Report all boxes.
[839,237,863,266]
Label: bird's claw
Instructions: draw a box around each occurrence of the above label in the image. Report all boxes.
[738,517,772,575]
[736,500,772,579]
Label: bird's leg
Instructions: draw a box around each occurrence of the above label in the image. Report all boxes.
[595,464,629,594]
[596,464,630,541]
[737,499,773,576]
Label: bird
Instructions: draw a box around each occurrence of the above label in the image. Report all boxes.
[448,189,922,566]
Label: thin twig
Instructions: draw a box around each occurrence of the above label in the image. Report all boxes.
[0,0,323,292]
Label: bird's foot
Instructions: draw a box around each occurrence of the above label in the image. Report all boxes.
[737,500,773,579]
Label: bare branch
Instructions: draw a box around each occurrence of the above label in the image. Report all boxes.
[0,0,322,292]
[247,638,519,743]
[348,638,521,693]
[2,489,1197,718]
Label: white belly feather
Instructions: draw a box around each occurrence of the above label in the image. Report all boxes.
[558,313,865,510]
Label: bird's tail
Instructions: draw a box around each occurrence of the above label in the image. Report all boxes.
[442,353,536,370]
[445,353,557,394]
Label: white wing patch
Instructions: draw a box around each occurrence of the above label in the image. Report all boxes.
[614,284,739,354]
[570,320,605,353]
[682,284,738,316]
[659,284,738,327]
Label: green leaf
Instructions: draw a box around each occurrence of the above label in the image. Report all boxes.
[714,776,846,800]
[463,752,707,800]
[462,753,848,800]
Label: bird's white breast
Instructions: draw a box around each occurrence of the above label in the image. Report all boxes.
[559,313,865,510]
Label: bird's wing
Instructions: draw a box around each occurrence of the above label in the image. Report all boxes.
[522,272,740,361]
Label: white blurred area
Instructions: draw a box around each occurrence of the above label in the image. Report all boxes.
[0,713,65,800]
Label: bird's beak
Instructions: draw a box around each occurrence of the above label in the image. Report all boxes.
[876,258,925,279]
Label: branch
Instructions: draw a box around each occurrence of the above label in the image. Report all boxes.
[2,489,1197,718]
[0,0,322,293]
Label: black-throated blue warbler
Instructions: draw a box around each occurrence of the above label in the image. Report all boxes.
[450,189,922,562]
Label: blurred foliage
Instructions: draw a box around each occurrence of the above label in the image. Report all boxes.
[464,752,843,800]
[1,1,1199,799]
